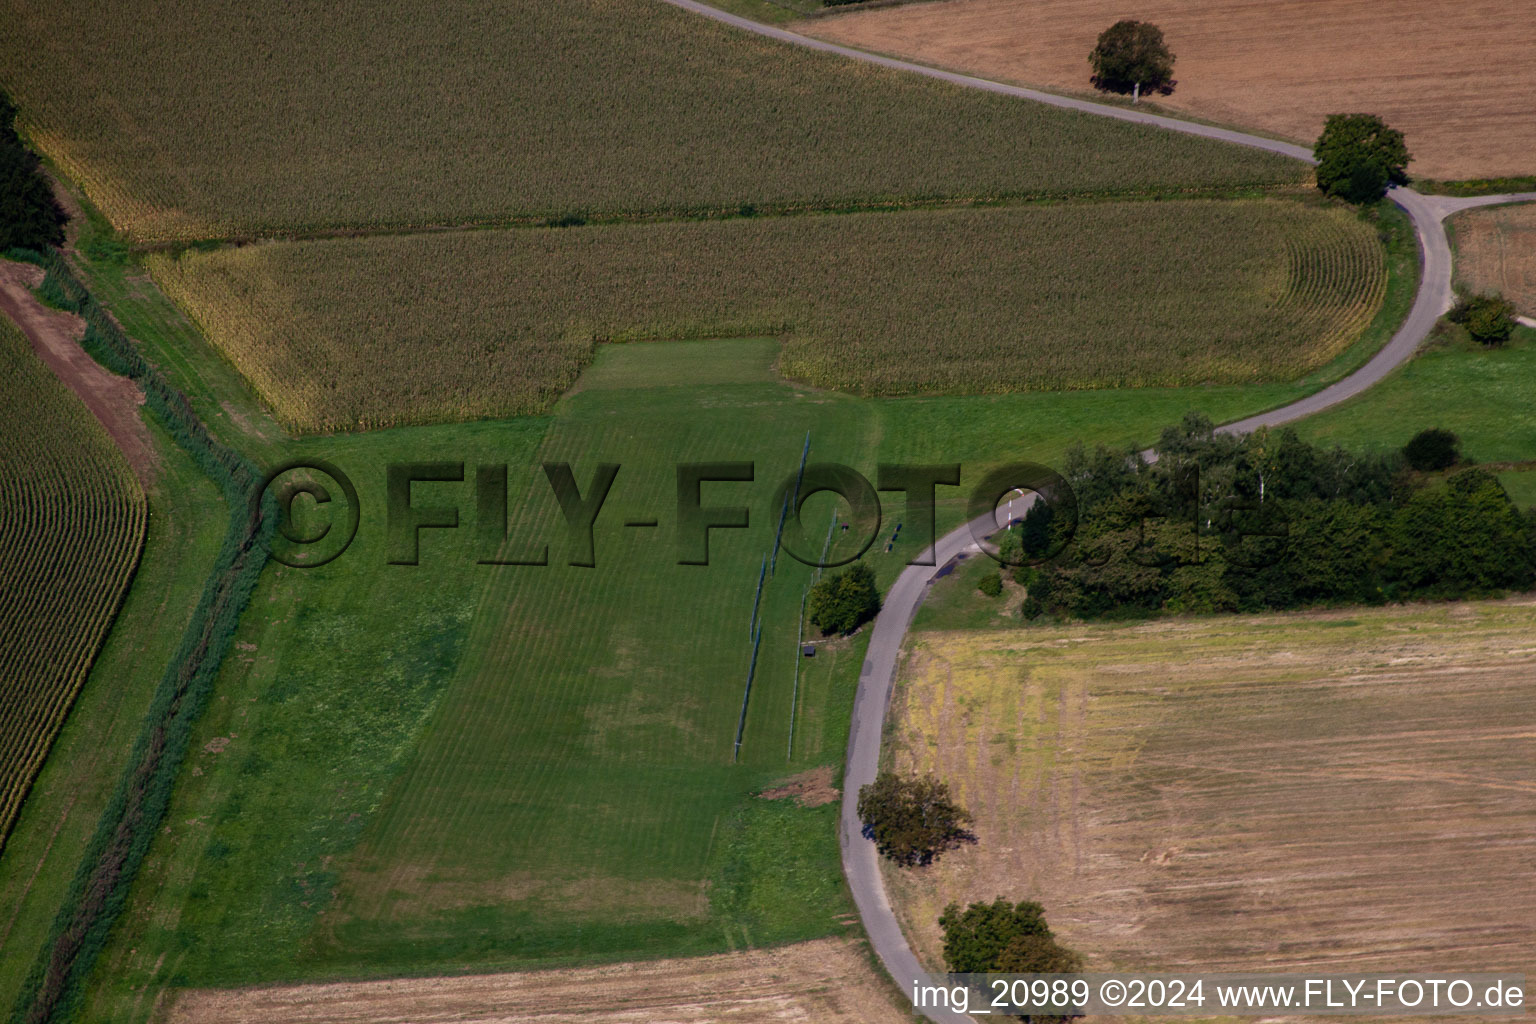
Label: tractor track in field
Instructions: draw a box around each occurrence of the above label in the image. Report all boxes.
[658,1,1536,1018]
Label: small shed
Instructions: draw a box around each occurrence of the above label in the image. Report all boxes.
[801,644,816,658]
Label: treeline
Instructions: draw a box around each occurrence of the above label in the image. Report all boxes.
[0,91,66,251]
[6,251,272,1024]
[1011,414,1536,619]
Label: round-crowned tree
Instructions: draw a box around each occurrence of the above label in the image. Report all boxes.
[1403,428,1460,472]
[1313,113,1410,203]
[1089,21,1175,102]
[857,772,972,866]
[807,562,880,636]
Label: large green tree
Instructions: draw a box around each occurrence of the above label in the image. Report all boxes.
[1089,21,1176,102]
[857,771,972,866]
[939,898,1054,972]
[807,562,880,635]
[1313,113,1410,203]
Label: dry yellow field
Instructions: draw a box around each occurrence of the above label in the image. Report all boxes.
[163,938,910,1024]
[884,598,1536,984]
[808,0,1536,181]
[1453,203,1536,315]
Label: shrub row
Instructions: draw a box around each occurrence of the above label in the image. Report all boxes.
[1011,414,1536,620]
[5,250,272,1024]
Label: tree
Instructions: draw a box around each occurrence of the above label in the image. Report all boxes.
[857,772,973,866]
[0,90,67,251]
[996,932,1085,973]
[1387,468,1536,597]
[1449,293,1517,346]
[939,898,1057,972]
[807,562,880,635]
[977,571,1003,597]
[1403,428,1460,472]
[1313,114,1410,203]
[1089,21,1175,102]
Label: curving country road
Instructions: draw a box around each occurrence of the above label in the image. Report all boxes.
[661,1,1536,1018]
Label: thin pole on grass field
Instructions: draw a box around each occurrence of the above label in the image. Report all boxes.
[733,620,763,763]
[769,493,788,576]
[771,431,811,576]
[813,509,837,585]
[787,583,808,761]
[749,555,765,637]
[794,429,810,498]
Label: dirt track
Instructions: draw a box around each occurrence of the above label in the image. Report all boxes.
[163,939,911,1024]
[0,260,155,484]
[807,0,1536,182]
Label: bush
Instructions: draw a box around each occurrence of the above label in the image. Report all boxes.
[1449,292,1517,346]
[1314,114,1410,204]
[939,898,1081,973]
[857,772,973,867]
[807,562,880,636]
[1020,596,1044,620]
[1089,20,1175,100]
[977,571,1003,598]
[1403,428,1460,471]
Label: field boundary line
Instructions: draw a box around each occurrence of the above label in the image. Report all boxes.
[123,182,1308,253]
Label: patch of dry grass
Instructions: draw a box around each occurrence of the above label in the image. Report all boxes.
[886,598,1536,989]
[163,937,910,1024]
[1452,202,1536,315]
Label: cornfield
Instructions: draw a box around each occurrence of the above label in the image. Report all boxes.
[150,199,1385,433]
[0,0,1305,241]
[0,318,145,849]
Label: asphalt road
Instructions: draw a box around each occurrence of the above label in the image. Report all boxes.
[661,2,1535,1017]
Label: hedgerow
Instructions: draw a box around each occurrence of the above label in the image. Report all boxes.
[1013,414,1536,619]
[5,251,272,1024]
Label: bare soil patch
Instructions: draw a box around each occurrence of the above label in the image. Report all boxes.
[808,0,1536,181]
[759,765,840,807]
[1453,202,1536,315]
[0,260,155,483]
[885,598,1536,999]
[163,938,910,1024]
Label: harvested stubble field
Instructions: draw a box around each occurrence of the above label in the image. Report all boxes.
[0,316,145,848]
[885,599,1536,984]
[0,0,1305,241]
[163,938,908,1024]
[1452,202,1536,315]
[808,0,1536,182]
[150,200,1384,432]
